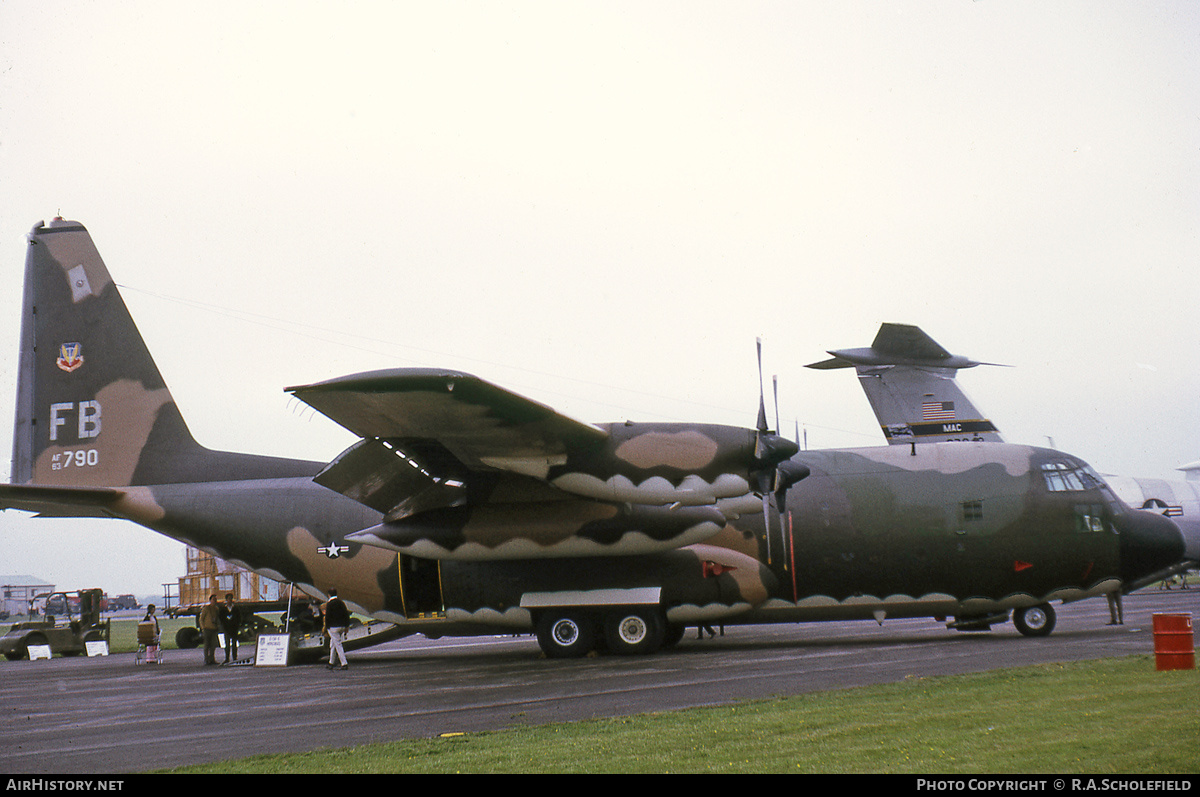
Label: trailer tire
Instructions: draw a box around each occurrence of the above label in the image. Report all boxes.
[176,626,201,649]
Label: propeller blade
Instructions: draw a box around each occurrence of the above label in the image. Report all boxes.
[756,337,767,435]
[762,492,772,564]
[773,374,780,434]
[755,338,769,461]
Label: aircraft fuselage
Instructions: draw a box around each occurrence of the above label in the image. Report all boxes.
[103,437,1158,638]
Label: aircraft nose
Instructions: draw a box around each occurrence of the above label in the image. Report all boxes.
[1117,509,1186,585]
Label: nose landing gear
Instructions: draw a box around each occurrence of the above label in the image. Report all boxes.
[1013,603,1056,637]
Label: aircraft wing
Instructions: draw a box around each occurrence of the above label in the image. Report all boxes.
[288,370,730,558]
[0,484,126,518]
[287,369,610,518]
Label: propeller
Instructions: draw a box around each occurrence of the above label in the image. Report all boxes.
[752,339,809,562]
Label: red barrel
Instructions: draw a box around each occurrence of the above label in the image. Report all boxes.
[1152,613,1195,671]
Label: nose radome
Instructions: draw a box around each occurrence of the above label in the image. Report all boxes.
[1118,509,1186,586]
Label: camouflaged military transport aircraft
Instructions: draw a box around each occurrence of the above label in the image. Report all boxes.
[0,219,1186,658]
[807,323,1198,591]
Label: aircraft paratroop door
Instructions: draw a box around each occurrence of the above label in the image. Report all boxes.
[399,555,445,619]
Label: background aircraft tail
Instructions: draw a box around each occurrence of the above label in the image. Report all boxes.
[10,218,317,487]
[806,323,1003,445]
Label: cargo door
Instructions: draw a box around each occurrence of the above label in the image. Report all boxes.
[398,555,445,619]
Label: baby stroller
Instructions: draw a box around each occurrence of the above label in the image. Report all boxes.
[135,620,164,665]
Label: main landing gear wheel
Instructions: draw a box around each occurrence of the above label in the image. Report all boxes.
[603,608,665,655]
[1014,603,1056,637]
[536,612,597,659]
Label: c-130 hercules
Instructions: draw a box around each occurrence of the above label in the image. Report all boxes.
[1,219,1185,657]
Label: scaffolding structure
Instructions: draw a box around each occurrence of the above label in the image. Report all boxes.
[175,548,287,609]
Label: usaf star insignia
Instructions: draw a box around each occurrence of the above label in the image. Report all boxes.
[318,542,350,559]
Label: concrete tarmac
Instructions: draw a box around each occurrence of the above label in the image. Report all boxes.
[0,590,1195,773]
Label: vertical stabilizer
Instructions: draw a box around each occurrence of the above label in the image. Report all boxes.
[854,364,1003,444]
[11,218,316,487]
[806,323,1003,445]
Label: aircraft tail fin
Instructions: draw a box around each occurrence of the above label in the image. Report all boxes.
[11,218,316,487]
[806,323,1004,445]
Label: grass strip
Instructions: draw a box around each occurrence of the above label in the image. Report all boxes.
[161,654,1199,774]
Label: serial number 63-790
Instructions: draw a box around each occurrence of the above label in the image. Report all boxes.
[51,449,100,469]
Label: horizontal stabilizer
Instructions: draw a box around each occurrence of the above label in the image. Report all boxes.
[0,484,125,518]
[805,356,856,370]
[806,322,1003,371]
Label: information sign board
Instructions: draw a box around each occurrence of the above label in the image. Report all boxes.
[255,634,290,666]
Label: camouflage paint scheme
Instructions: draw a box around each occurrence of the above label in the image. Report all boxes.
[2,219,1185,657]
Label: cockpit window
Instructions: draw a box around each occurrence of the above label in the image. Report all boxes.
[1075,504,1107,533]
[1040,460,1106,492]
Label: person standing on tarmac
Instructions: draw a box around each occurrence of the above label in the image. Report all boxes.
[219,593,241,664]
[323,589,350,671]
[1106,590,1124,625]
[199,594,221,666]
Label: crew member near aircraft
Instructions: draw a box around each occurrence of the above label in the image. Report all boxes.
[323,589,350,671]
[199,594,221,666]
[1106,590,1124,626]
[219,593,241,664]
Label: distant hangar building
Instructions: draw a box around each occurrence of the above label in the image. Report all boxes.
[1,576,54,616]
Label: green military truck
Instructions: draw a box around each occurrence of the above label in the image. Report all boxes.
[0,589,110,660]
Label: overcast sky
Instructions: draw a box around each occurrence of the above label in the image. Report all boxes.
[1,1,1197,596]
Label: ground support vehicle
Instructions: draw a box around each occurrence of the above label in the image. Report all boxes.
[0,589,110,660]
